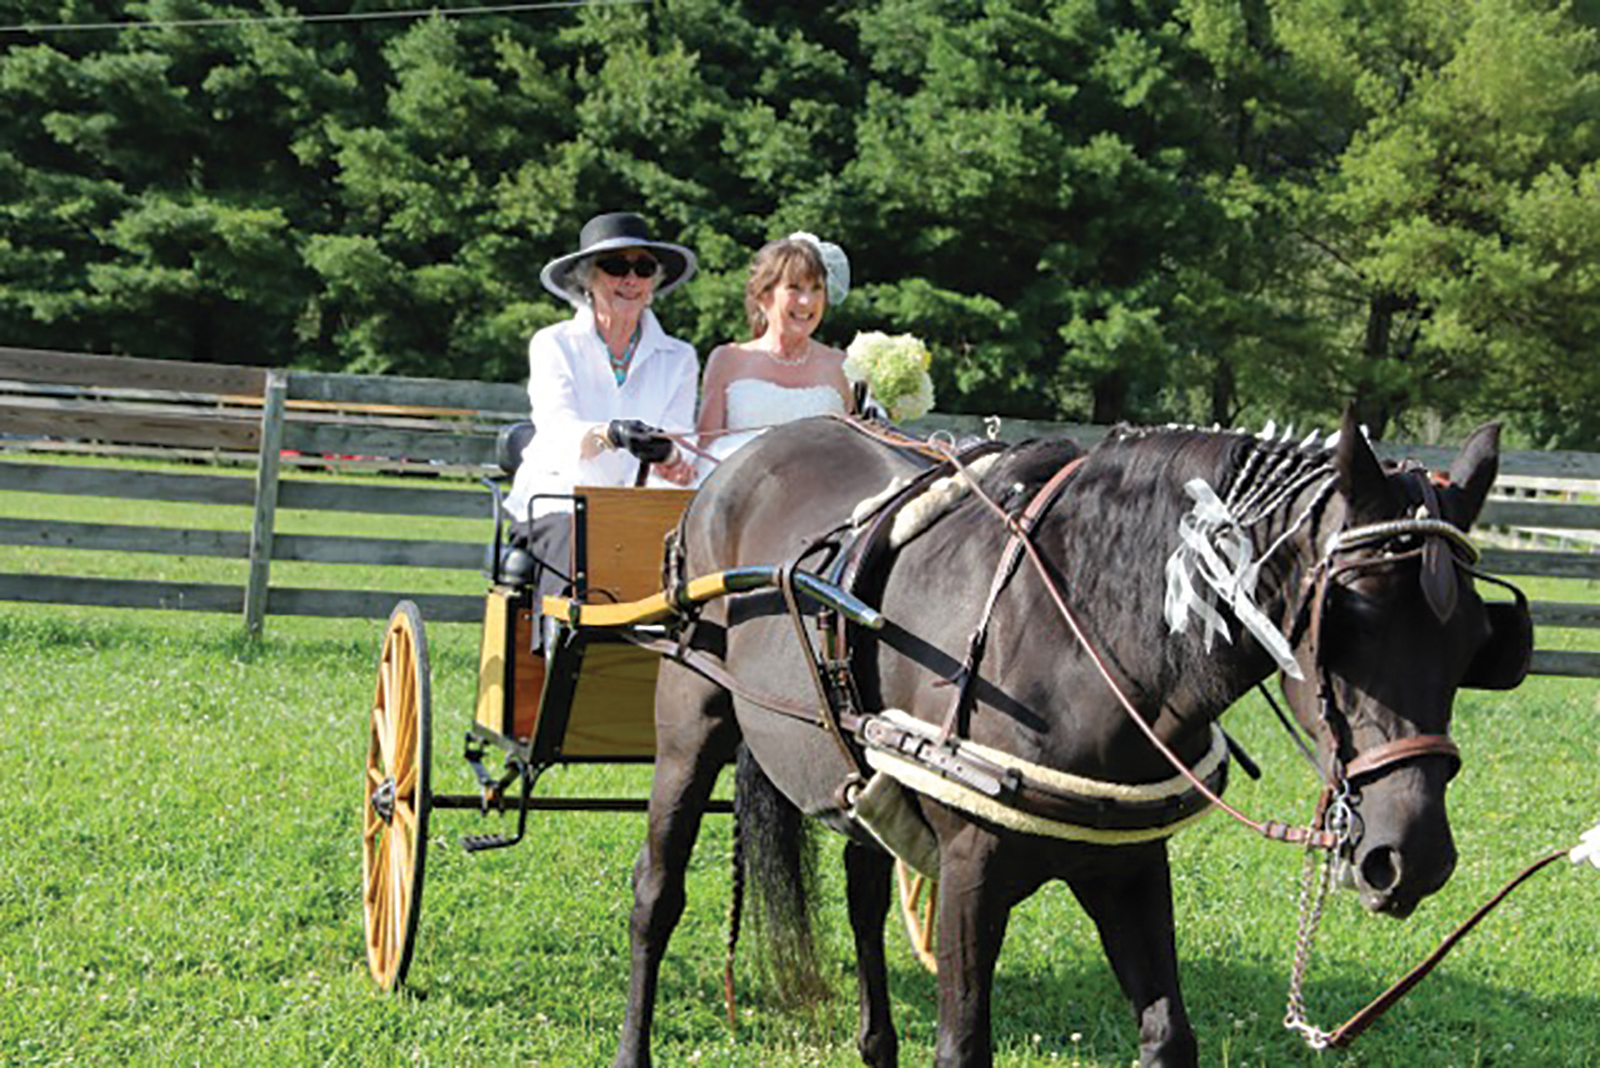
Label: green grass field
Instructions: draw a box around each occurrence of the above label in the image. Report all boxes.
[1,471,1598,1066]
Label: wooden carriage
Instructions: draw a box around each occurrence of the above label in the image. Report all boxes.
[361,433,929,991]
[361,471,701,990]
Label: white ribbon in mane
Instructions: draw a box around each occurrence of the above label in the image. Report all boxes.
[1164,477,1304,679]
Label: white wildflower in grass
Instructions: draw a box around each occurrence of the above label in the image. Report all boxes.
[844,331,936,422]
[1571,823,1600,869]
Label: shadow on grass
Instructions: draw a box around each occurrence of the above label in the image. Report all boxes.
[393,921,1600,1067]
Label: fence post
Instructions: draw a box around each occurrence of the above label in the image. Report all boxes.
[244,369,287,637]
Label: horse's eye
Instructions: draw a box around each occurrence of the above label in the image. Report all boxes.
[1327,583,1385,630]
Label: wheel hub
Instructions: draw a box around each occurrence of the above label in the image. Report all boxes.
[371,777,397,824]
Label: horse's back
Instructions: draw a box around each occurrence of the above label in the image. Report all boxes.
[683,416,928,573]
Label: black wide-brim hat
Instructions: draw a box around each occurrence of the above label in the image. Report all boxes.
[540,212,697,304]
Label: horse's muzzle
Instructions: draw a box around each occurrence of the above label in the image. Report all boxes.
[1344,818,1458,918]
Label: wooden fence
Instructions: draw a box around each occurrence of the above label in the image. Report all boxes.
[0,346,526,632]
[1,347,1596,677]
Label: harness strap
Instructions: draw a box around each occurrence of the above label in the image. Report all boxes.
[937,455,1086,744]
[625,631,861,731]
[777,559,870,783]
[1344,735,1460,783]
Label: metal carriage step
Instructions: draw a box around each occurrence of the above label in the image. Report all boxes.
[460,832,521,853]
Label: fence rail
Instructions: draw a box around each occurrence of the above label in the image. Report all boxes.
[1,347,1596,677]
[0,347,517,630]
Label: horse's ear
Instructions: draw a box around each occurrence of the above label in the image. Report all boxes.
[1335,405,1395,523]
[1443,422,1500,528]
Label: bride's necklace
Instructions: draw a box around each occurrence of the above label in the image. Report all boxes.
[762,339,810,366]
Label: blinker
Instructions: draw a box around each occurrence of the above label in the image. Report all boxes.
[1461,597,1534,691]
[1416,475,1458,624]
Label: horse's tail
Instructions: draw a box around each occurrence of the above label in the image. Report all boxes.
[722,756,746,1028]
[727,741,829,1010]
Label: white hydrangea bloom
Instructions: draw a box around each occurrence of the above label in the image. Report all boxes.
[844,331,935,422]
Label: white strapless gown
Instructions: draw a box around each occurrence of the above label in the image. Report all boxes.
[699,378,846,477]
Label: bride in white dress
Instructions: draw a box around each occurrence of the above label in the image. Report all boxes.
[694,233,852,480]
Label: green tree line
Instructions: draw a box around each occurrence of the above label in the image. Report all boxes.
[2,0,1598,444]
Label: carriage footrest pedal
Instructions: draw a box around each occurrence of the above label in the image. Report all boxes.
[461,832,520,853]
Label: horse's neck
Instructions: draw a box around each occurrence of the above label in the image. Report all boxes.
[1048,432,1335,721]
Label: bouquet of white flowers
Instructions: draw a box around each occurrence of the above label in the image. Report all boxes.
[843,331,936,423]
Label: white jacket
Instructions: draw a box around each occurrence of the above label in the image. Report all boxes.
[503,306,698,522]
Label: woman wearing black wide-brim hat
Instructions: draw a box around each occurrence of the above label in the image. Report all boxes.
[503,211,699,591]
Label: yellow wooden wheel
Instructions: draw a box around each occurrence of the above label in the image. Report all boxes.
[363,601,433,991]
[895,859,938,974]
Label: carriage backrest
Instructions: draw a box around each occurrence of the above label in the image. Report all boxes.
[571,485,696,604]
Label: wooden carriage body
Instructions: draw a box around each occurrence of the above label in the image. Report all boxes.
[472,485,694,761]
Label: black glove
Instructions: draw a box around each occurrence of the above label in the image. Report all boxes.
[606,419,674,464]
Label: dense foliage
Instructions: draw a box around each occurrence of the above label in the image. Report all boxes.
[2,0,1597,443]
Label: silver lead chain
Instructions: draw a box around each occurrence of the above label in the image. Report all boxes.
[1284,840,1336,1049]
[1284,791,1357,1051]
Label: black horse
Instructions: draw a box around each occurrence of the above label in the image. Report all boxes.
[612,410,1530,1067]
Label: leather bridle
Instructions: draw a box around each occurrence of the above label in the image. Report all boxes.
[1289,513,1481,846]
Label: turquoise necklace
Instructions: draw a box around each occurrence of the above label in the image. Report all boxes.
[608,323,642,385]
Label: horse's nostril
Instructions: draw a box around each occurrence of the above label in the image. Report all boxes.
[1360,846,1400,893]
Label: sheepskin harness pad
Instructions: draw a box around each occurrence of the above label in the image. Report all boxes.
[861,710,1229,844]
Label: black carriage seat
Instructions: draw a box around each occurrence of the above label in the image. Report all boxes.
[488,421,538,587]
[496,420,536,478]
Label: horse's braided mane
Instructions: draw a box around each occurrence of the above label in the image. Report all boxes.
[1100,423,1340,533]
[1037,423,1343,707]
[961,423,1342,550]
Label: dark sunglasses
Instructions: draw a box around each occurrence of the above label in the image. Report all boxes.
[595,255,659,279]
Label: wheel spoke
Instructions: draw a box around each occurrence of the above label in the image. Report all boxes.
[394,659,415,758]
[367,832,388,907]
[394,798,416,834]
[394,763,416,800]
[394,698,415,774]
[368,859,390,954]
[377,662,398,769]
[388,833,408,953]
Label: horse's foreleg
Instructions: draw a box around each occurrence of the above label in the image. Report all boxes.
[1067,846,1197,1068]
[844,842,898,1068]
[612,666,736,1068]
[931,824,1035,1068]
